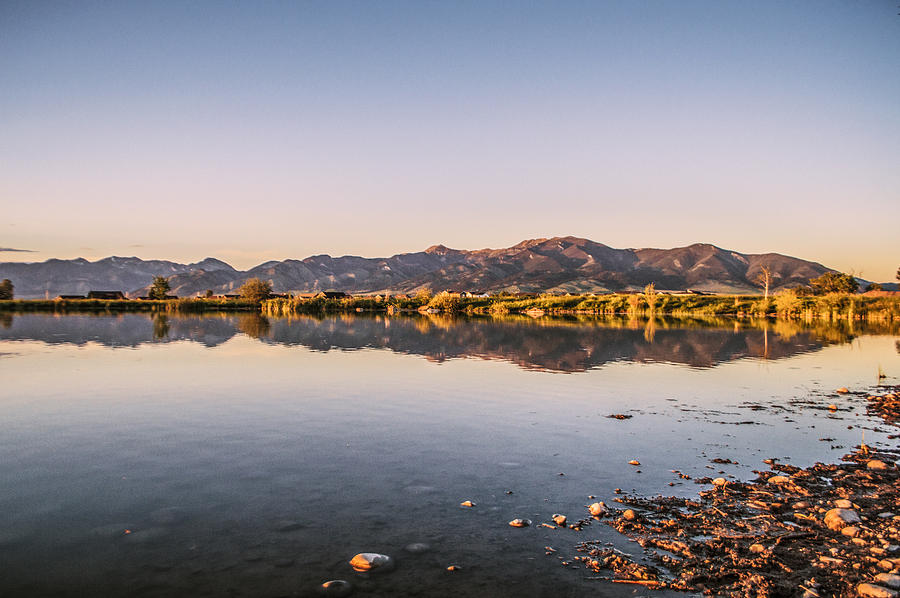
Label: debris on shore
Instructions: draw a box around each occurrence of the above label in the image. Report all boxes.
[573,388,900,598]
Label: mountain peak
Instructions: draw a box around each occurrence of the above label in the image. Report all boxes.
[425,244,455,255]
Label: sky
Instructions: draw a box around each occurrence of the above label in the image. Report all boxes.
[1,1,898,279]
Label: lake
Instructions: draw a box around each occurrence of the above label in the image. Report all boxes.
[1,313,898,597]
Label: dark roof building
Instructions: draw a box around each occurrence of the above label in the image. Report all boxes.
[87,291,126,300]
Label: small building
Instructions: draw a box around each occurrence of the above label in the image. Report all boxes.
[87,291,126,300]
[56,294,86,300]
[315,291,349,299]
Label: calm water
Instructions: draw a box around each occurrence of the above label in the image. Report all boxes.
[1,313,898,597]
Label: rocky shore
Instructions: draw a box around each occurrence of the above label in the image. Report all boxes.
[572,387,900,598]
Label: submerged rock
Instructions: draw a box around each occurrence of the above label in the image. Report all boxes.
[319,579,353,597]
[349,553,394,573]
[404,543,430,554]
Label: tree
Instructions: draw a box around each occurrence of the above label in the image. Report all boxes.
[643,282,657,313]
[756,265,773,299]
[149,276,171,300]
[239,278,272,303]
[896,266,899,283]
[0,279,13,300]
[809,272,859,295]
[204,289,214,298]
[865,282,883,292]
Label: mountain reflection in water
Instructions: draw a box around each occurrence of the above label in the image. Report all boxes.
[3,312,894,372]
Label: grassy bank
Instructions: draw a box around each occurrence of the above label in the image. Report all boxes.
[0,298,259,313]
[262,292,900,321]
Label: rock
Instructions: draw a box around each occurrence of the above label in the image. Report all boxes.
[404,543,430,554]
[349,553,394,573]
[273,520,304,532]
[508,518,531,527]
[768,475,792,484]
[712,477,728,487]
[628,460,641,466]
[835,499,854,509]
[842,526,861,537]
[829,404,839,410]
[623,509,637,521]
[589,502,606,517]
[319,579,353,597]
[460,500,475,508]
[89,523,136,539]
[552,514,567,526]
[749,543,766,554]
[879,560,896,571]
[793,501,810,509]
[825,508,861,531]
[836,387,850,394]
[446,565,461,571]
[857,583,897,598]
[868,460,891,471]
[875,574,900,590]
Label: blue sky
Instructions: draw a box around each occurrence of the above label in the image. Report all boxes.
[1,1,898,279]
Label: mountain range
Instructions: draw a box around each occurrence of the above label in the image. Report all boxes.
[0,236,840,299]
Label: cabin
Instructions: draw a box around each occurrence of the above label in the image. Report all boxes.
[315,291,349,299]
[87,291,126,300]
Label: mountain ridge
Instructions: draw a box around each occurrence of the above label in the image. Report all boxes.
[0,237,841,298]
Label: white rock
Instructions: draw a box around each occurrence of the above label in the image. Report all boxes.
[349,553,394,573]
[825,508,861,531]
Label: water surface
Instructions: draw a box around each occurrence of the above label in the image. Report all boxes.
[1,313,897,597]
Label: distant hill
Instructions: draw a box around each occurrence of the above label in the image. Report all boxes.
[0,236,841,298]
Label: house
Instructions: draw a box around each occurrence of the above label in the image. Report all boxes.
[269,293,289,299]
[56,294,86,300]
[315,291,349,299]
[87,291,126,300]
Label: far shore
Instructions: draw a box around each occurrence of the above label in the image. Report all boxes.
[1,291,898,322]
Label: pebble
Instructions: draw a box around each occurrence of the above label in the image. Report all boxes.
[589,502,606,517]
[404,543,430,554]
[712,477,728,487]
[552,514,567,526]
[825,508,862,531]
[509,518,531,527]
[628,460,641,466]
[768,475,792,485]
[836,387,850,394]
[749,543,766,554]
[622,509,637,521]
[460,500,475,508]
[319,579,353,597]
[835,499,854,509]
[857,583,897,598]
[446,565,461,571]
[868,460,891,471]
[89,523,136,539]
[349,553,394,573]
[875,574,900,590]
[842,526,861,537]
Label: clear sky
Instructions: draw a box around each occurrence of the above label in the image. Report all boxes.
[1,1,898,279]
